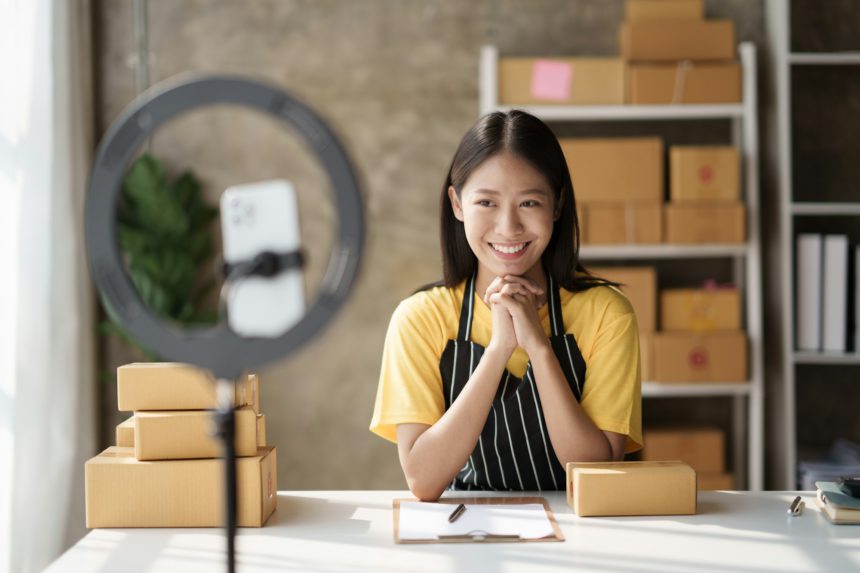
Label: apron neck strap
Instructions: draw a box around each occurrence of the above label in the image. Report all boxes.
[457,272,477,341]
[547,274,565,337]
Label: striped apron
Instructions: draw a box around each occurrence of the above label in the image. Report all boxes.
[441,273,587,491]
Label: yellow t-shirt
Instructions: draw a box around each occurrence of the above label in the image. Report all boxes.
[369,280,643,453]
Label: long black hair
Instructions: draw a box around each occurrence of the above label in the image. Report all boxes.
[439,110,611,292]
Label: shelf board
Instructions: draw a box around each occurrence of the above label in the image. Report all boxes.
[579,244,747,260]
[791,202,860,216]
[487,104,743,122]
[790,52,860,65]
[642,381,751,397]
[793,351,860,365]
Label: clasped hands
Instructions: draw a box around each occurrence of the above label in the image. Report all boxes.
[483,275,550,357]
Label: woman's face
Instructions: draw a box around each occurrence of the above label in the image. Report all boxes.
[449,152,557,280]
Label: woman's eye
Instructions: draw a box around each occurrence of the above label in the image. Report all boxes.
[521,200,540,208]
[476,200,493,207]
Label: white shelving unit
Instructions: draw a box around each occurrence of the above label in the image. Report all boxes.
[480,43,764,491]
[770,1,860,488]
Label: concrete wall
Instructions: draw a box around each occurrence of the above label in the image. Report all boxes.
[95,0,765,489]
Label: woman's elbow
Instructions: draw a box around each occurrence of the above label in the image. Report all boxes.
[405,474,444,502]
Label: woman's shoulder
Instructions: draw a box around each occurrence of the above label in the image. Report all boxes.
[391,282,462,329]
[561,282,635,322]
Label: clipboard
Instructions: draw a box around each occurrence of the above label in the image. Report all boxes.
[392,496,565,544]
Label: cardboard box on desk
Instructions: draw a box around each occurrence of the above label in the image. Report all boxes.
[583,202,663,245]
[627,62,741,104]
[566,461,697,516]
[642,426,725,473]
[562,137,663,203]
[118,363,256,411]
[499,57,626,105]
[625,0,703,22]
[661,288,742,331]
[256,413,266,447]
[589,266,657,331]
[671,146,740,202]
[652,331,747,382]
[85,446,277,528]
[664,203,745,244]
[135,406,259,460]
[620,20,735,62]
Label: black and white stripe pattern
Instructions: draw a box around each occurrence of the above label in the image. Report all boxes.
[440,273,585,491]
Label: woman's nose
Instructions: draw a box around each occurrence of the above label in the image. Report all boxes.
[496,204,524,235]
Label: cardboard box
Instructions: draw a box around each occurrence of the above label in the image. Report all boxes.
[116,417,134,447]
[625,0,703,22]
[134,406,259,461]
[589,266,657,331]
[664,203,745,244]
[85,446,277,528]
[642,426,725,472]
[118,363,254,411]
[627,62,741,104]
[499,57,626,105]
[652,331,748,382]
[256,414,266,447]
[670,146,740,202]
[660,288,742,331]
[620,20,735,62]
[698,472,734,490]
[584,202,663,244]
[639,331,654,380]
[566,461,696,516]
[247,373,260,414]
[562,138,663,203]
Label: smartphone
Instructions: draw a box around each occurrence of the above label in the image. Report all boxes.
[220,180,305,337]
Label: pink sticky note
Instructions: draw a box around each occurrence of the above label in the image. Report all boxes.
[530,60,573,102]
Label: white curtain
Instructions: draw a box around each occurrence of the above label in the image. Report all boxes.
[0,1,96,572]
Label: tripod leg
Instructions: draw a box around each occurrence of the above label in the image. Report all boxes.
[214,377,237,573]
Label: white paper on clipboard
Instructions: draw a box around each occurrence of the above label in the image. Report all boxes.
[397,502,555,541]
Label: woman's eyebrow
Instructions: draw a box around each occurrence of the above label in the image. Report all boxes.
[472,188,549,196]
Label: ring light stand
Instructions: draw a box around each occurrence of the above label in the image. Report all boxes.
[85,75,364,572]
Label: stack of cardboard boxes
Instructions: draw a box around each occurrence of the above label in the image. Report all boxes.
[563,137,664,245]
[642,426,734,490]
[86,363,278,528]
[621,0,741,104]
[496,0,741,108]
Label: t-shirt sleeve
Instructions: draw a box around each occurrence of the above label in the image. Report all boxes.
[369,296,446,443]
[579,293,643,453]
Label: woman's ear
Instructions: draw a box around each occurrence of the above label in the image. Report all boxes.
[554,190,565,221]
[448,186,464,222]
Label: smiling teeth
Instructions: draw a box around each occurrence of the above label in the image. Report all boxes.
[492,243,527,254]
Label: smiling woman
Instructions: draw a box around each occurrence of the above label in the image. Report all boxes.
[369,110,643,501]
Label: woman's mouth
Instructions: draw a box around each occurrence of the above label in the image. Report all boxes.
[490,241,530,260]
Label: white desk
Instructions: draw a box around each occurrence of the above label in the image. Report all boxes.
[48,490,860,572]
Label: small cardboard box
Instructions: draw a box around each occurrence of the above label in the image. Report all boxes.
[652,331,747,382]
[698,472,734,490]
[642,426,725,473]
[85,446,277,528]
[256,414,267,447]
[117,363,255,411]
[584,202,663,244]
[619,20,735,62]
[660,288,742,331]
[116,417,134,447]
[589,266,657,331]
[625,0,703,22]
[562,137,663,203]
[134,406,259,460]
[664,203,745,244]
[499,57,626,105]
[247,373,261,414]
[671,146,740,202]
[627,62,741,104]
[566,461,697,516]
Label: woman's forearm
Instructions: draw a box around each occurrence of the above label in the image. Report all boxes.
[528,344,614,464]
[403,346,509,500]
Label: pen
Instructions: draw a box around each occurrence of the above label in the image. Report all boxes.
[448,503,466,523]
